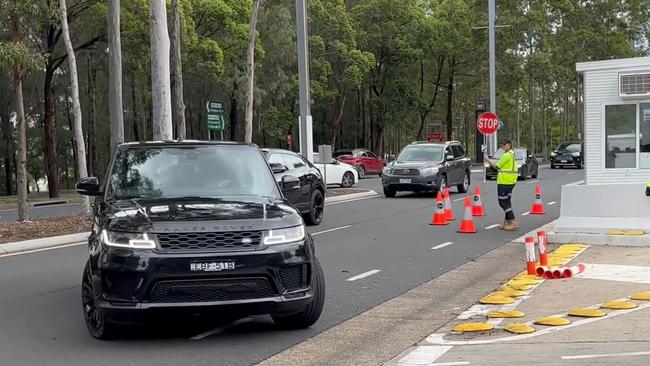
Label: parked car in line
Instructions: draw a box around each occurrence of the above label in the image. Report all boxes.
[485,147,539,180]
[76,141,324,339]
[333,149,384,178]
[312,153,358,188]
[550,142,583,169]
[381,141,472,198]
[262,148,325,226]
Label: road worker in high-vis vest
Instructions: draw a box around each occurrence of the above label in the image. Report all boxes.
[485,139,519,231]
[646,181,650,196]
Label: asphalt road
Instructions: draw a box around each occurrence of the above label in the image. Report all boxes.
[0,167,583,366]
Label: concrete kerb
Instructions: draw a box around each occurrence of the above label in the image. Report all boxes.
[0,232,90,255]
[324,190,378,204]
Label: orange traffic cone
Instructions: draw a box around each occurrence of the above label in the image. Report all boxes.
[444,188,455,221]
[530,184,545,215]
[431,191,448,225]
[472,186,485,217]
[457,196,477,233]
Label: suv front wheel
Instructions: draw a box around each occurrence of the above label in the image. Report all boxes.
[272,259,325,329]
[457,171,470,193]
[304,189,324,226]
[383,186,396,198]
[82,261,119,340]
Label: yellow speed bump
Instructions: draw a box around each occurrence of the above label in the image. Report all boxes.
[492,290,527,298]
[624,230,646,236]
[487,310,525,318]
[601,300,637,310]
[480,295,514,305]
[515,274,540,280]
[452,322,494,332]
[508,279,542,287]
[607,230,626,236]
[505,323,535,334]
[534,316,571,326]
[560,244,586,248]
[504,284,533,291]
[630,292,650,301]
[568,308,606,318]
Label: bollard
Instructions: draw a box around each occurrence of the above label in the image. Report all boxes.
[537,230,548,266]
[524,237,537,275]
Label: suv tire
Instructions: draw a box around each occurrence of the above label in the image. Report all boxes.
[383,186,396,198]
[356,165,366,179]
[457,171,470,193]
[304,189,324,226]
[273,259,325,329]
[82,261,119,340]
[341,172,354,188]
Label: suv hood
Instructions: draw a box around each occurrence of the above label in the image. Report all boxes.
[103,198,302,233]
[391,161,442,169]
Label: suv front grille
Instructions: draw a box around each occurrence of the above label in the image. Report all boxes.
[157,231,262,252]
[392,168,421,176]
[149,278,275,303]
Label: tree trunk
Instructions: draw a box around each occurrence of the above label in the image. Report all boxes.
[60,0,90,213]
[329,91,347,147]
[44,63,59,198]
[87,54,97,176]
[1,97,14,196]
[132,75,140,140]
[244,0,261,143]
[149,0,173,140]
[108,0,125,149]
[229,85,239,141]
[528,77,535,154]
[11,15,28,221]
[541,82,548,160]
[515,85,521,147]
[171,0,186,140]
[445,68,455,141]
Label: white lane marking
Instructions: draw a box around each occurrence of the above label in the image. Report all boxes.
[521,212,530,216]
[190,318,254,340]
[426,301,650,346]
[471,169,483,173]
[325,195,377,206]
[568,172,576,175]
[453,197,465,202]
[346,269,381,282]
[561,351,650,360]
[311,225,351,236]
[526,180,539,185]
[432,242,453,250]
[431,362,470,366]
[547,201,557,206]
[0,242,85,258]
[485,224,500,230]
[397,345,453,366]
[576,263,650,284]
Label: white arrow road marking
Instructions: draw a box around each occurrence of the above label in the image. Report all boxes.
[346,269,381,282]
[521,212,530,216]
[432,242,454,250]
[547,201,557,205]
[397,346,453,366]
[453,197,465,202]
[485,224,500,230]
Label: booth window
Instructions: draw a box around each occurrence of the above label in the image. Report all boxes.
[605,104,637,169]
[641,104,650,169]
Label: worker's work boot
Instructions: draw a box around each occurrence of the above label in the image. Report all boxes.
[502,220,518,231]
[498,220,507,230]
[511,220,520,230]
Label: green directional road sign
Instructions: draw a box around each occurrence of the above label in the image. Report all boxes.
[206,101,225,131]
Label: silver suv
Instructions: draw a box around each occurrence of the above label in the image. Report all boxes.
[381,141,472,197]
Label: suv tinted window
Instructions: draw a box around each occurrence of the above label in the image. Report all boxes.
[268,153,287,167]
[366,151,378,158]
[397,145,444,162]
[283,154,306,169]
[445,146,454,159]
[452,145,465,158]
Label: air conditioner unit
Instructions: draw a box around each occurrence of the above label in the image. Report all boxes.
[619,72,650,98]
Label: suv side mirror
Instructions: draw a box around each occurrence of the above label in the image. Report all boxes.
[270,163,288,174]
[76,177,102,196]
[281,175,300,191]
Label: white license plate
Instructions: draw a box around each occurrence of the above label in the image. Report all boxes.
[399,178,412,184]
[561,160,567,163]
[190,261,235,272]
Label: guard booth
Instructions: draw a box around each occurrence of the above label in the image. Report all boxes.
[553,56,650,239]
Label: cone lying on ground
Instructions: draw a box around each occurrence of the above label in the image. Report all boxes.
[444,188,455,221]
[472,185,485,217]
[431,191,448,225]
[457,195,477,233]
[530,183,545,215]
[563,263,586,278]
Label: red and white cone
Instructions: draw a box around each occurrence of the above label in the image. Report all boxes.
[536,266,547,277]
[524,237,537,275]
[430,191,448,226]
[537,230,548,266]
[530,184,545,215]
[444,188,455,221]
[562,263,586,278]
[472,186,485,217]
[457,196,477,233]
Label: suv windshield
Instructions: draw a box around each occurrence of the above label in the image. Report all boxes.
[557,143,581,152]
[105,145,280,201]
[397,145,443,162]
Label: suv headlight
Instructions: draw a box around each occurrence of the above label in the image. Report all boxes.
[572,152,580,157]
[383,166,393,175]
[550,152,556,157]
[421,167,439,176]
[100,230,156,249]
[263,225,305,245]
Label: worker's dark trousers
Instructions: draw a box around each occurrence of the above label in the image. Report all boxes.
[497,184,516,220]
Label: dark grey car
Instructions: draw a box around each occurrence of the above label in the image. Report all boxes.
[381,142,472,197]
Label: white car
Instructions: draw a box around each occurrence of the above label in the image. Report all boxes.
[313,153,358,188]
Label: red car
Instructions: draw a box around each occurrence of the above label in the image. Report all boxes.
[334,149,385,178]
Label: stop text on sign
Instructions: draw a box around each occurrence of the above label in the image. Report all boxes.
[476,112,499,135]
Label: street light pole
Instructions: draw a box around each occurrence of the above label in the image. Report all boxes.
[296,0,314,162]
[488,0,497,155]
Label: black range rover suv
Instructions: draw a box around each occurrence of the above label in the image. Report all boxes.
[76,141,324,339]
